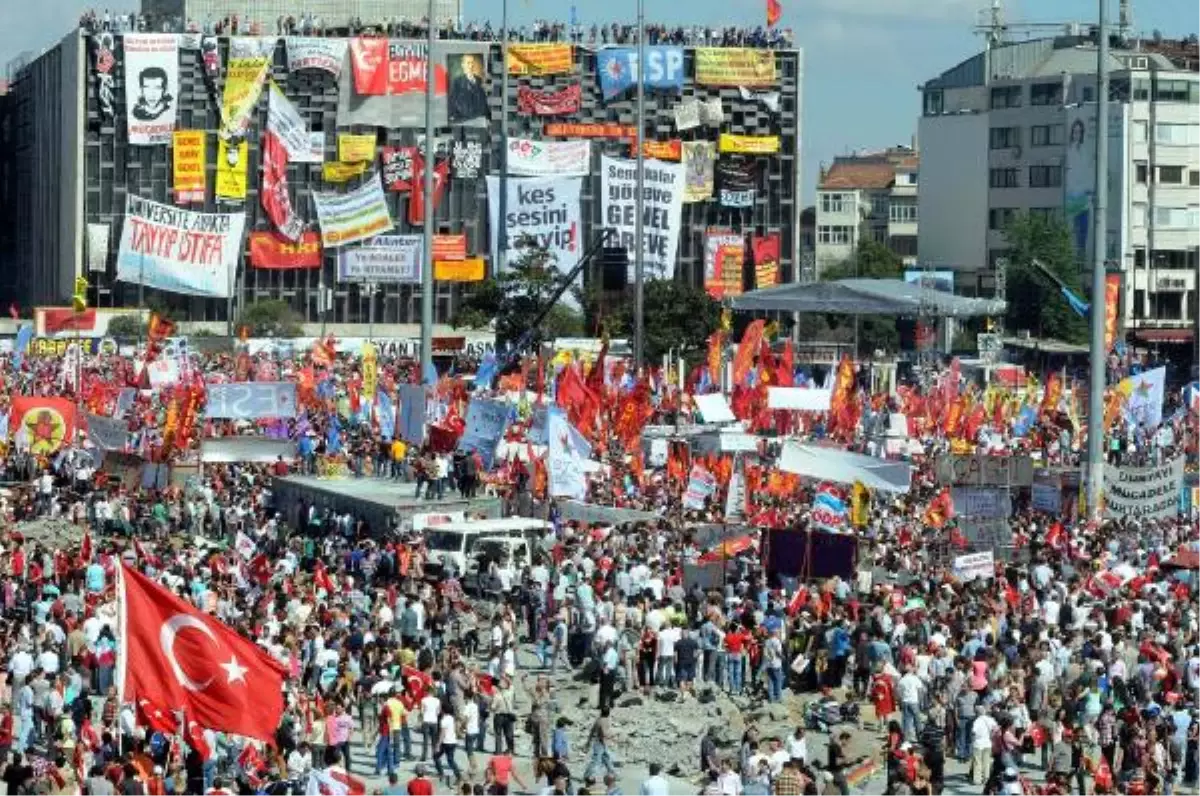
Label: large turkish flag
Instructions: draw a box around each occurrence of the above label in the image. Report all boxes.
[118,565,285,742]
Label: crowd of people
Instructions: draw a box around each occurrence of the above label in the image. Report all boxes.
[77,9,795,50]
[0,334,1191,796]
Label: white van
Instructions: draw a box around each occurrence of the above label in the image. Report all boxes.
[422,517,550,577]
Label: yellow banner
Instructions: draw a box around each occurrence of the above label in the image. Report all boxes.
[718,133,781,155]
[507,44,574,75]
[338,133,377,163]
[695,48,776,87]
[361,342,377,400]
[172,130,206,204]
[220,55,271,139]
[434,258,486,282]
[322,161,368,183]
[215,138,248,200]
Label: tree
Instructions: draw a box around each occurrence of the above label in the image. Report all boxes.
[613,279,721,364]
[817,239,905,357]
[236,299,304,338]
[451,243,584,350]
[1002,213,1089,343]
[105,314,145,339]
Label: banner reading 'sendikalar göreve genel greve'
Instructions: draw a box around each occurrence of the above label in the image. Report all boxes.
[116,195,246,298]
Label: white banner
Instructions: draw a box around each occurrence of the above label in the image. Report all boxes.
[953,551,995,582]
[267,82,321,162]
[86,223,110,272]
[336,235,423,283]
[507,138,591,177]
[599,155,685,279]
[285,37,347,77]
[116,194,244,297]
[548,408,592,500]
[123,34,179,145]
[674,99,700,131]
[767,387,832,411]
[1104,456,1184,521]
[486,175,582,273]
[311,173,394,248]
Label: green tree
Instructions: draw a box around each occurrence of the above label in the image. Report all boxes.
[1002,213,1089,343]
[236,299,304,338]
[452,243,584,349]
[105,314,145,339]
[816,239,904,357]
[613,279,721,364]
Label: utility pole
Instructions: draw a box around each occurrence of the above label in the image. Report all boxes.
[497,0,510,274]
[420,0,436,382]
[633,0,646,370]
[1086,0,1110,519]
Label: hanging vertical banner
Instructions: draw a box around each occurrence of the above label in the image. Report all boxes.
[694,48,776,87]
[507,138,590,177]
[220,38,274,140]
[682,142,716,203]
[704,229,745,298]
[452,140,483,179]
[261,130,305,241]
[215,138,249,200]
[716,159,757,208]
[311,172,394,248]
[407,155,450,226]
[115,195,245,297]
[595,47,685,99]
[516,84,582,115]
[285,37,347,77]
[752,232,781,289]
[337,133,377,163]
[86,224,111,273]
[266,83,322,163]
[1104,273,1121,352]
[674,100,701,131]
[172,130,206,203]
[600,155,685,279]
[123,34,179,145]
[446,51,490,124]
[381,146,416,191]
[506,44,574,75]
[486,176,583,273]
[91,32,117,121]
[362,342,378,400]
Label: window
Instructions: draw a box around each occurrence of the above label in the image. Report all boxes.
[890,203,918,223]
[1152,248,1200,269]
[1157,166,1184,184]
[990,168,1019,188]
[870,193,888,217]
[1136,162,1148,183]
[820,192,852,214]
[1191,170,1200,186]
[989,126,1021,149]
[1029,165,1063,188]
[988,207,1016,230]
[1134,248,1146,268]
[1153,206,1200,228]
[1030,82,1062,106]
[817,225,853,245]
[1153,79,1193,102]
[1082,86,1094,102]
[990,86,1022,109]
[1030,207,1062,223]
[1132,120,1148,142]
[1155,123,1200,145]
[923,89,944,116]
[1132,79,1151,101]
[1153,292,1183,321]
[1030,124,1064,147]
[1108,78,1130,101]
[1132,202,1147,227]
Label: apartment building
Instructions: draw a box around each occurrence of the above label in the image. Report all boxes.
[814,147,919,274]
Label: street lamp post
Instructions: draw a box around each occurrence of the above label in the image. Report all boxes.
[633,0,646,370]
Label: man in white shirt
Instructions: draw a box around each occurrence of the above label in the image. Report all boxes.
[37,647,59,676]
[8,646,34,684]
[419,693,441,762]
[971,706,999,785]
[897,667,925,741]
[639,762,670,796]
[656,624,681,688]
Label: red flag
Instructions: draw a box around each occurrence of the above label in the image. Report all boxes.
[767,0,783,27]
[401,665,433,700]
[314,562,335,594]
[555,365,599,435]
[777,340,795,387]
[9,397,78,455]
[185,718,212,760]
[137,698,179,735]
[79,530,93,568]
[922,488,955,529]
[118,565,286,743]
[408,154,450,226]
[43,307,97,334]
[732,320,765,387]
[585,338,608,394]
[147,313,177,343]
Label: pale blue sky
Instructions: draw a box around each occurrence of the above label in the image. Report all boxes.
[3,0,1195,204]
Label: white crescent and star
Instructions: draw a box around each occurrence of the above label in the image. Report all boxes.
[159,613,250,691]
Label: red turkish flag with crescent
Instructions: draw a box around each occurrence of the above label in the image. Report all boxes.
[118,564,285,743]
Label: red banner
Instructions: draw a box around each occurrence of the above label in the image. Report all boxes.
[10,397,78,454]
[630,139,682,161]
[42,308,97,334]
[348,38,448,97]
[545,122,637,139]
[432,234,468,261]
[751,232,781,289]
[516,84,582,116]
[249,231,323,269]
[1104,273,1121,352]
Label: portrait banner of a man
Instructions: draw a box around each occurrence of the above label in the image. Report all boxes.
[123,34,179,145]
[447,52,490,125]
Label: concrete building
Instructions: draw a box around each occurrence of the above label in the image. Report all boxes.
[140,0,463,29]
[814,147,919,275]
[918,32,1199,341]
[0,30,803,329]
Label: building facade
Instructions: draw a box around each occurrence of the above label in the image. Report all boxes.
[814,147,919,274]
[918,33,1198,339]
[140,0,464,30]
[0,31,804,328]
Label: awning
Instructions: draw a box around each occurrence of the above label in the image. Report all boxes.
[1135,328,1195,344]
[778,441,912,493]
[731,278,1006,318]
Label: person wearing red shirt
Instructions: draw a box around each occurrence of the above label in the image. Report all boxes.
[406,764,434,796]
[725,624,750,695]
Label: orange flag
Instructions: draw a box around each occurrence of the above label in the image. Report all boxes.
[732,320,765,387]
[767,0,782,27]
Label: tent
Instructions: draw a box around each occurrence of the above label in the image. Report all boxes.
[731,278,1006,318]
[778,441,912,494]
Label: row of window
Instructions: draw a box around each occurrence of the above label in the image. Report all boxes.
[989,77,1200,110]
[989,166,1063,188]
[817,225,854,245]
[1132,204,1200,229]
[989,121,1199,152]
[1134,164,1200,186]
[820,193,854,214]
[988,207,1061,230]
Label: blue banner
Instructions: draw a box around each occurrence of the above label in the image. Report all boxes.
[397,384,427,445]
[596,47,685,99]
[377,391,396,440]
[457,398,512,471]
[204,382,298,419]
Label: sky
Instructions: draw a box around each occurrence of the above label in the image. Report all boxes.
[2,0,1195,204]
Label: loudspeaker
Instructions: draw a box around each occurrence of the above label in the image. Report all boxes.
[598,247,629,291]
